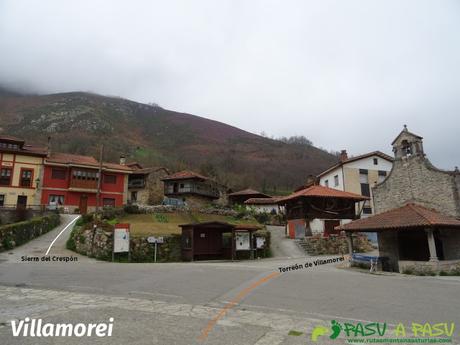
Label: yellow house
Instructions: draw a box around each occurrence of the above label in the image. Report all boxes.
[0,135,47,208]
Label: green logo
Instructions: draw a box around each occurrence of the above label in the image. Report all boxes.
[310,321,455,342]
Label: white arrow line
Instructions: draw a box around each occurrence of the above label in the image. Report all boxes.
[45,215,81,256]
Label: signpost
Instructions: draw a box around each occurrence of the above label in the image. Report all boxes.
[147,236,164,263]
[113,224,130,262]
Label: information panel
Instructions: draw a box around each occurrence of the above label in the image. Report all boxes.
[114,225,130,253]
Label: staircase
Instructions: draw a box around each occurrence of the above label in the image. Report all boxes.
[295,238,316,255]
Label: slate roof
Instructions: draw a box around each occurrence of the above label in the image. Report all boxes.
[228,189,271,198]
[244,197,281,205]
[161,170,210,181]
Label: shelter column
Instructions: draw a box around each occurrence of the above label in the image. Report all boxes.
[426,228,438,262]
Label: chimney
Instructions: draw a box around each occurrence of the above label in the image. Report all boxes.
[119,155,126,165]
[305,174,317,187]
[339,149,348,162]
[47,136,52,157]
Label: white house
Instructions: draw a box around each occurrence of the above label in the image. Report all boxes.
[311,150,394,237]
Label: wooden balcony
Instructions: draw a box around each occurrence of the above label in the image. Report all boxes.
[128,178,146,189]
[69,178,98,192]
[164,183,220,199]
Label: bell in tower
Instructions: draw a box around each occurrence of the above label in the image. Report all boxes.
[391,125,424,160]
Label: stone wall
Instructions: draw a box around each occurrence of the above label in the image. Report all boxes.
[300,234,373,255]
[399,260,460,275]
[377,231,400,272]
[68,221,183,262]
[0,213,60,252]
[373,156,460,217]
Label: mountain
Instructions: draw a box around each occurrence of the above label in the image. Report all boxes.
[0,90,338,192]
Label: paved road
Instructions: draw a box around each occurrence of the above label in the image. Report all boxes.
[0,220,459,344]
[266,225,306,259]
[0,214,90,264]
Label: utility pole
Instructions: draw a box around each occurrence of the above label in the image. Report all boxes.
[95,144,104,216]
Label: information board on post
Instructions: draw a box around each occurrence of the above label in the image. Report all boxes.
[113,224,130,261]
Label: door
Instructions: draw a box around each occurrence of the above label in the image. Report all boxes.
[79,195,88,214]
[295,223,305,239]
[324,220,341,237]
[16,195,27,210]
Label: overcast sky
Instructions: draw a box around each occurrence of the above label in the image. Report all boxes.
[1,0,459,169]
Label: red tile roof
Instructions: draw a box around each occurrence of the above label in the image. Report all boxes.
[161,170,210,181]
[228,189,271,198]
[318,151,393,178]
[337,203,460,232]
[0,135,47,156]
[245,197,281,205]
[277,185,369,203]
[46,152,132,172]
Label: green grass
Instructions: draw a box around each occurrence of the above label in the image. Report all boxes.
[288,330,303,336]
[118,212,261,237]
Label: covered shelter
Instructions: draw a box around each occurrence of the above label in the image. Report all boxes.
[228,189,271,205]
[337,203,460,273]
[277,185,368,238]
[179,221,261,261]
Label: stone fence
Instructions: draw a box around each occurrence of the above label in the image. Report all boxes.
[299,234,374,256]
[68,222,181,262]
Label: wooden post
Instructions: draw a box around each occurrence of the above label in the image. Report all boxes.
[231,229,235,261]
[249,231,254,260]
[95,144,104,216]
[191,228,194,262]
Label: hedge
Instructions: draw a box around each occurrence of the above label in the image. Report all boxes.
[0,213,61,252]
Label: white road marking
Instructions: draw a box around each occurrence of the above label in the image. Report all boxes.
[44,215,80,256]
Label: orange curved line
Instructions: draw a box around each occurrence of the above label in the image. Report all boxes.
[198,271,281,341]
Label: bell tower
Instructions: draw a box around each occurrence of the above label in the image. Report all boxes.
[391,125,424,160]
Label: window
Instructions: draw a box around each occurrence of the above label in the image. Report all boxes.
[0,194,4,207]
[378,170,387,183]
[359,169,370,197]
[20,169,33,187]
[72,170,99,181]
[334,175,339,187]
[363,207,373,215]
[52,168,66,180]
[104,174,117,184]
[0,168,12,186]
[0,142,19,150]
[48,195,65,205]
[373,158,378,165]
[103,198,116,207]
[324,180,329,187]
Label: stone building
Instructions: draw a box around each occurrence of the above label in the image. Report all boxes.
[126,162,170,205]
[161,170,228,209]
[339,126,460,273]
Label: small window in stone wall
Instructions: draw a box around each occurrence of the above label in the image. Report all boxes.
[373,158,378,165]
[0,194,4,207]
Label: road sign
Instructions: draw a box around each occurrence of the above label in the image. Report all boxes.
[147,236,164,244]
